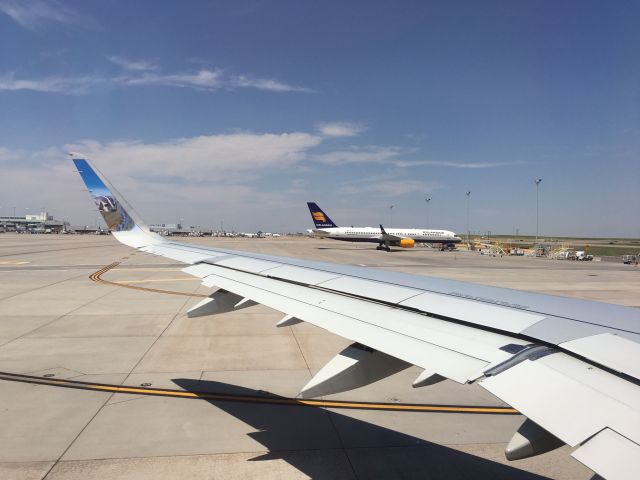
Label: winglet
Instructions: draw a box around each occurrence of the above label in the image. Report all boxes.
[71,153,163,248]
[379,224,387,235]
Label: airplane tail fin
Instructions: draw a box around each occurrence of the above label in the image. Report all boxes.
[71,153,163,248]
[306,202,338,228]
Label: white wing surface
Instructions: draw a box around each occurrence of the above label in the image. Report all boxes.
[73,154,640,479]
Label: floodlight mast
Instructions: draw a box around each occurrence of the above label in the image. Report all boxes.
[425,197,431,229]
[535,179,543,251]
[465,191,471,247]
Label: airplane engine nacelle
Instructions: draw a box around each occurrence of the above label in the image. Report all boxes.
[399,238,415,248]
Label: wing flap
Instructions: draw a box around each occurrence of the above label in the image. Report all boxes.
[261,265,341,285]
[316,276,423,304]
[400,291,545,333]
[559,332,640,379]
[480,352,640,447]
[571,428,640,480]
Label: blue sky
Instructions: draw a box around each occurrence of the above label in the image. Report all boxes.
[0,0,638,236]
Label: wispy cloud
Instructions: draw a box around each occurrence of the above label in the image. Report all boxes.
[367,179,434,196]
[313,146,405,165]
[119,70,223,89]
[315,121,366,137]
[0,74,100,93]
[337,172,439,197]
[107,56,158,72]
[0,66,313,94]
[0,146,21,163]
[395,160,527,168]
[0,0,96,30]
[313,145,525,169]
[232,75,313,93]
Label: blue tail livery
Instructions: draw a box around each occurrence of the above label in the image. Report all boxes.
[307,202,338,228]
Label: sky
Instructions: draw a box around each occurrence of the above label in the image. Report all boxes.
[0,0,638,237]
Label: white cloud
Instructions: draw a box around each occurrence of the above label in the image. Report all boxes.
[65,132,323,181]
[0,74,100,94]
[312,145,525,169]
[0,0,96,30]
[0,146,19,161]
[315,121,366,137]
[0,131,324,228]
[107,56,158,72]
[337,172,439,197]
[232,75,314,93]
[313,146,404,165]
[367,180,433,196]
[119,70,224,89]
[0,68,312,94]
[395,160,526,168]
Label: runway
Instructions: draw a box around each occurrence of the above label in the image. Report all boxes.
[2,234,637,479]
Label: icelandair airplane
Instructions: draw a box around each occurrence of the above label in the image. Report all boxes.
[71,154,639,480]
[307,202,461,251]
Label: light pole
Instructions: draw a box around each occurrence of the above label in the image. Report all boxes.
[535,178,542,250]
[425,197,431,229]
[389,205,394,228]
[465,191,471,246]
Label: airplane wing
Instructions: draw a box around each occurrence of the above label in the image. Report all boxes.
[72,154,640,479]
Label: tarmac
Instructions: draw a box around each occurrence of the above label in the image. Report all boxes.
[1,233,638,480]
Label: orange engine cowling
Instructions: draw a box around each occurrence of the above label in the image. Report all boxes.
[398,238,415,248]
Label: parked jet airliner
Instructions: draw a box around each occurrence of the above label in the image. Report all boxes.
[307,202,461,251]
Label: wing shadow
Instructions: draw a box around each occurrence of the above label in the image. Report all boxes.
[172,378,550,480]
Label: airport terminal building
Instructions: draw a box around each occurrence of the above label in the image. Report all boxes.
[0,211,65,233]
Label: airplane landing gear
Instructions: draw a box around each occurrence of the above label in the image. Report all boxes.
[377,243,391,252]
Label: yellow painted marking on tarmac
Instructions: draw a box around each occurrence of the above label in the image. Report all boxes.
[90,261,207,297]
[111,268,182,272]
[0,260,30,265]
[116,278,199,284]
[15,376,515,414]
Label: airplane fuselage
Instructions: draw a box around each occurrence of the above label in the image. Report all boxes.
[312,227,462,244]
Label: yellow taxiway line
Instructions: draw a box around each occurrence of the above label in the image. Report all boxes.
[90,261,208,297]
[0,372,518,415]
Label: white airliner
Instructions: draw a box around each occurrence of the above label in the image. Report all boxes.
[72,154,639,480]
[307,202,462,251]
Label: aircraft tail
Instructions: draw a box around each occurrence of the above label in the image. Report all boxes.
[307,202,338,228]
[71,153,163,248]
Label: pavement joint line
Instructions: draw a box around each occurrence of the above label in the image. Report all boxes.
[0,266,103,304]
[0,269,124,350]
[119,291,194,386]
[41,264,197,478]
[0,372,518,415]
[40,382,119,480]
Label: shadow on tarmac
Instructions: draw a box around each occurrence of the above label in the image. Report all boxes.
[173,378,549,480]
